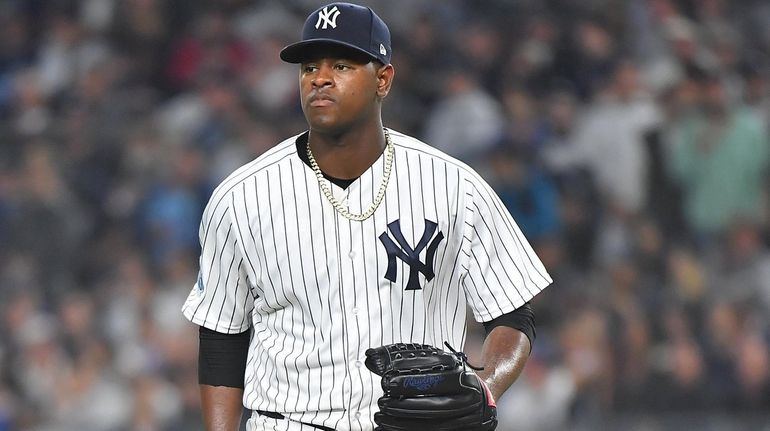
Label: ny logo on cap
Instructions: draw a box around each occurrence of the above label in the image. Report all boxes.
[315,6,341,29]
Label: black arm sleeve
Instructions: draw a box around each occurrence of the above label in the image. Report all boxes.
[198,326,250,388]
[482,302,535,348]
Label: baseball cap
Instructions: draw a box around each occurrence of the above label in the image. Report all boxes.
[280,2,391,65]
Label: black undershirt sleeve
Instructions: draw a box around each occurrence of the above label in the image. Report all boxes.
[482,302,535,349]
[198,326,250,388]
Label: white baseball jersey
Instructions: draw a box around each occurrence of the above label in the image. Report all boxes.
[182,128,552,431]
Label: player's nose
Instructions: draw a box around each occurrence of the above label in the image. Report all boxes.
[311,64,334,88]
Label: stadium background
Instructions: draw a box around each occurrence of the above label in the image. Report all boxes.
[1,0,769,430]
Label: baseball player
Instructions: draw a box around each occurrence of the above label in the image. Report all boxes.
[182,3,552,430]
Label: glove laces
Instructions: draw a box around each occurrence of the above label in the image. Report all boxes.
[444,341,485,371]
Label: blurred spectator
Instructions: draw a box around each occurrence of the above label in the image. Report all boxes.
[569,60,662,214]
[667,75,769,239]
[10,144,90,294]
[36,7,112,99]
[665,245,708,309]
[488,147,560,242]
[501,14,561,98]
[165,8,250,92]
[604,258,658,411]
[423,67,505,164]
[733,332,770,411]
[700,300,759,411]
[495,345,576,431]
[558,307,613,426]
[650,337,714,412]
[538,85,581,176]
[561,17,617,101]
[241,34,297,115]
[11,68,51,137]
[138,144,208,267]
[45,339,132,431]
[454,19,505,92]
[707,221,770,310]
[110,0,171,87]
[497,85,544,154]
[743,63,770,129]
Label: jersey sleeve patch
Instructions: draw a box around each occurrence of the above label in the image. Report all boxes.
[196,270,205,294]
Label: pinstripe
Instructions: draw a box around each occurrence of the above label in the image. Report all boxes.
[213,240,238,331]
[312,170,336,428]
[289,162,318,413]
[267,170,296,405]
[440,166,463,345]
[248,173,277,410]
[471,184,547,297]
[472,177,551,290]
[332,210,349,431]
[383,174,394,346]
[355,183,369,424]
[221,259,243,331]
[277,163,304,410]
[448,256,464,343]
[424,157,439,342]
[265,172,292,407]
[234,187,258,283]
[200,222,232,329]
[417,153,433,344]
[192,210,229,320]
[403,151,418,341]
[393,150,404,342]
[469,220,523,306]
[253,174,278,411]
[182,129,552,431]
[299,165,324,420]
[361,203,378,418]
[199,145,296,253]
[464,267,500,317]
[348,217,365,431]
[372,167,384,348]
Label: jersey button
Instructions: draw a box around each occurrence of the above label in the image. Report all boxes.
[352,307,359,315]
[354,411,362,419]
[348,251,356,259]
[354,360,363,368]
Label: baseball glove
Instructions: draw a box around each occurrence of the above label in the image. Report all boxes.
[364,342,497,431]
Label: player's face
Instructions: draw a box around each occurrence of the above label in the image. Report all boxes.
[299,48,391,133]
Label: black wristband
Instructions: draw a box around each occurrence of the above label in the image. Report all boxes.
[482,302,536,348]
[198,326,250,388]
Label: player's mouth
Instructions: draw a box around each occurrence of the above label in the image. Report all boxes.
[309,93,336,107]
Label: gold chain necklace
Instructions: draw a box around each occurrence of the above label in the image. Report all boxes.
[307,129,394,221]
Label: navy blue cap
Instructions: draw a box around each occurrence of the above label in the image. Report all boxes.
[280,2,391,64]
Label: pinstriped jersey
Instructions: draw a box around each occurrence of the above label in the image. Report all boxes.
[182,128,552,431]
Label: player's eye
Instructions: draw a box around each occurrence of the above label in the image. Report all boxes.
[302,64,318,73]
[334,63,351,71]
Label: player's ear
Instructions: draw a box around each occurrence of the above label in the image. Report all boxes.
[376,63,394,99]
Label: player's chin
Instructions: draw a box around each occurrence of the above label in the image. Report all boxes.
[305,113,344,133]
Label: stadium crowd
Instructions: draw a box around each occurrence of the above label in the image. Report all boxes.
[0,0,769,430]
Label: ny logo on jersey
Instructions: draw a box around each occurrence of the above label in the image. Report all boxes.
[379,219,444,290]
[315,6,341,29]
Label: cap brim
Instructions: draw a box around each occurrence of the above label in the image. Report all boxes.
[280,39,378,63]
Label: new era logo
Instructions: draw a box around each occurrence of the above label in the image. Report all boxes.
[315,6,341,29]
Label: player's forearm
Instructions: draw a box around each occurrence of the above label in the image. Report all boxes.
[476,326,531,400]
[200,385,244,431]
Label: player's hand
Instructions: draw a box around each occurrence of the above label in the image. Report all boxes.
[364,342,497,430]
